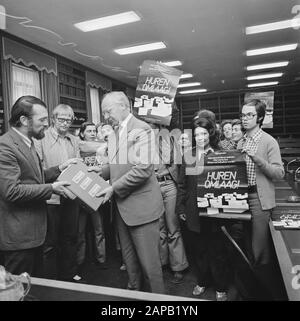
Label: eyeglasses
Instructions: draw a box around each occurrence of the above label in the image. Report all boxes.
[239,113,257,120]
[56,118,72,124]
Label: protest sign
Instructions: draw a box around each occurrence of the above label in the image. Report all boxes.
[197,150,251,219]
[133,60,182,126]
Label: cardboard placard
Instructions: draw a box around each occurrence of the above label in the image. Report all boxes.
[271,203,300,230]
[197,150,251,219]
[133,60,182,126]
[57,161,110,212]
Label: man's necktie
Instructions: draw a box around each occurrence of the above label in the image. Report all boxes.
[30,143,42,178]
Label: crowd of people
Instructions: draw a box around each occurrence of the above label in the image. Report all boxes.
[0,93,286,300]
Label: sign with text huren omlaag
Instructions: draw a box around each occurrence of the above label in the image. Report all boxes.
[197,150,250,219]
[133,60,182,126]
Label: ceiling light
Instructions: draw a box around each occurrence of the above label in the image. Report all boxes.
[247,61,289,71]
[162,60,182,67]
[180,73,193,79]
[179,89,207,94]
[246,19,300,35]
[247,73,283,81]
[177,82,201,88]
[247,81,279,88]
[74,11,141,32]
[114,42,166,55]
[246,44,297,56]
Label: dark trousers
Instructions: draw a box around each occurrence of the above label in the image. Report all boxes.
[116,208,165,294]
[43,198,80,280]
[2,246,43,277]
[243,192,287,300]
[189,220,232,292]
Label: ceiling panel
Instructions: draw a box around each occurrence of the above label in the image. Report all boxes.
[0,0,299,93]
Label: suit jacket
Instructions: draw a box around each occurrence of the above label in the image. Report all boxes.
[102,115,164,226]
[0,130,61,251]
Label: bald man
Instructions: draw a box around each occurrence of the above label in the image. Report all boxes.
[96,91,165,294]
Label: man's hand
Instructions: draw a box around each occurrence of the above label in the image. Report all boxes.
[52,181,70,197]
[242,148,259,163]
[179,213,186,221]
[96,186,114,204]
[59,158,81,172]
[87,165,102,174]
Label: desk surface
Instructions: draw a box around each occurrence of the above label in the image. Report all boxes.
[26,277,203,301]
[271,177,300,301]
[269,223,300,301]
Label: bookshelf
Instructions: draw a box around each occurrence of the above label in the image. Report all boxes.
[177,84,300,138]
[58,59,87,128]
[0,78,4,135]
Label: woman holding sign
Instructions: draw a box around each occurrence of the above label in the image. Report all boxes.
[176,117,232,301]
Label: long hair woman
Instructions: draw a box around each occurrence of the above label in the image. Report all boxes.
[176,116,233,301]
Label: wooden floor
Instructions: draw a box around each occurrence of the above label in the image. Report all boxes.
[79,218,241,301]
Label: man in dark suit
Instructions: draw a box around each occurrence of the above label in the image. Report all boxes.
[96,91,165,294]
[0,96,73,276]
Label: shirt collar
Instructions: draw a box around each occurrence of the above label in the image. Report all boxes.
[50,126,72,141]
[119,113,132,130]
[12,127,32,149]
[243,128,262,143]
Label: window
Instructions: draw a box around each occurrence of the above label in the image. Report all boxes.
[90,87,101,124]
[12,63,41,104]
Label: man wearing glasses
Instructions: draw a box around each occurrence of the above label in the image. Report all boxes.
[35,104,82,282]
[237,99,285,300]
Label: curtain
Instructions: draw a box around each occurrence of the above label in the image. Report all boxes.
[2,59,12,130]
[90,87,101,125]
[12,64,41,104]
[41,70,59,117]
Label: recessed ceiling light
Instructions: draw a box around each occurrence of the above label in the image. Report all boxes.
[177,82,201,88]
[246,44,297,56]
[74,11,141,32]
[180,73,193,79]
[247,61,289,71]
[246,19,300,35]
[162,60,182,67]
[114,42,166,55]
[179,89,207,94]
[247,73,283,81]
[247,81,279,88]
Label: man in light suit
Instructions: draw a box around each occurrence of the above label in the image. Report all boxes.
[96,91,165,294]
[0,96,73,276]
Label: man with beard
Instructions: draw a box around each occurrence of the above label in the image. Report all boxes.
[0,96,73,276]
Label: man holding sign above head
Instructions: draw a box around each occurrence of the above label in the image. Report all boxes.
[94,91,165,294]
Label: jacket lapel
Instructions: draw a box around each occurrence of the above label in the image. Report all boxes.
[9,130,43,182]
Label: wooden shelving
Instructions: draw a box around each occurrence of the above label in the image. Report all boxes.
[58,60,87,128]
[178,84,300,139]
[0,79,4,136]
